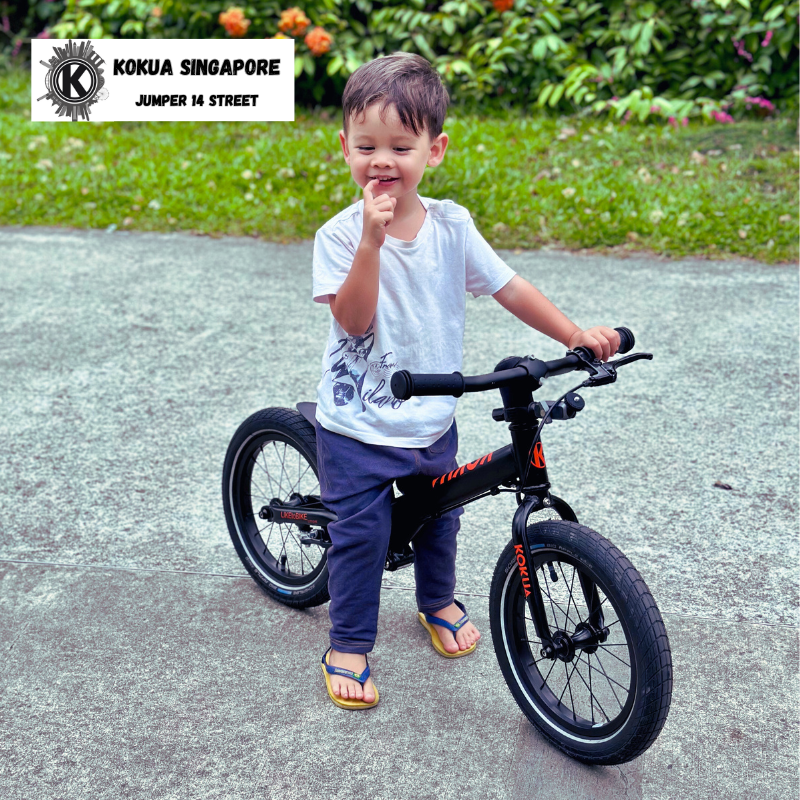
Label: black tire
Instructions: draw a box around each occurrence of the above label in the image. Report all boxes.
[222,407,330,609]
[489,520,672,765]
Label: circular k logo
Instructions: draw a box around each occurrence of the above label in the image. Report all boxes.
[37,40,108,122]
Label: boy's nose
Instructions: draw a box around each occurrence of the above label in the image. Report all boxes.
[371,152,394,168]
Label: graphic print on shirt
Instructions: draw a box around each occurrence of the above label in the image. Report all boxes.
[329,324,404,412]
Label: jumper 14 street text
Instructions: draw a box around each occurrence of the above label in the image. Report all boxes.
[134,94,259,107]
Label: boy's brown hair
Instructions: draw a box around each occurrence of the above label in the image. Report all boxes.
[342,52,450,141]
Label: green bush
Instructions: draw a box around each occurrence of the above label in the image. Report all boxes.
[5,0,798,117]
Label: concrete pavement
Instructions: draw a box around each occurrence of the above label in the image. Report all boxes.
[0,225,797,799]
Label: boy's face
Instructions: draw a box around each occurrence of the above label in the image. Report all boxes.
[338,103,448,201]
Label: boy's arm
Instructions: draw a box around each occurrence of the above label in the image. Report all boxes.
[493,275,620,361]
[329,243,380,336]
[329,179,396,336]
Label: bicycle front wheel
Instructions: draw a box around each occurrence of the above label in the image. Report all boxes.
[489,520,672,765]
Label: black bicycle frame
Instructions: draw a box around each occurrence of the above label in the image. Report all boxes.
[385,367,583,651]
[294,384,585,652]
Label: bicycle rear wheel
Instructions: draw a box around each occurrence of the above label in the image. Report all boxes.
[222,407,330,609]
[490,520,671,765]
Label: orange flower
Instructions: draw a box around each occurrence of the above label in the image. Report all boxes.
[279,7,311,37]
[151,6,163,18]
[219,7,251,37]
[304,26,332,56]
[492,0,514,12]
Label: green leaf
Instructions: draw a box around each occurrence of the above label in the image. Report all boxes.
[543,10,561,30]
[411,33,436,61]
[486,37,503,55]
[537,83,554,106]
[548,83,565,107]
[294,56,304,79]
[532,37,548,60]
[442,17,456,36]
[466,41,483,59]
[764,4,784,21]
[326,55,344,76]
[545,34,564,53]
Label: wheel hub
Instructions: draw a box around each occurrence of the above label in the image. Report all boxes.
[550,629,576,662]
[540,622,610,662]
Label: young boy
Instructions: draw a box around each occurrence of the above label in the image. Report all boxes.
[313,52,620,709]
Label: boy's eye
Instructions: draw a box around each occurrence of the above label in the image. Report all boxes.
[356,147,410,152]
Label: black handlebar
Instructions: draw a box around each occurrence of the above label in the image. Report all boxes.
[616,326,635,355]
[390,327,638,401]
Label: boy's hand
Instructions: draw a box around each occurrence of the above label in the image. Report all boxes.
[568,327,620,362]
[361,179,397,249]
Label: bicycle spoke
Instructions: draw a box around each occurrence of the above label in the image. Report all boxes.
[537,573,581,630]
[568,652,600,724]
[271,441,288,499]
[596,644,631,668]
[295,461,315,490]
[540,656,558,688]
[559,561,582,628]
[250,475,272,502]
[540,565,562,629]
[286,527,317,574]
[257,520,275,551]
[253,447,278,497]
[585,656,628,710]
[559,660,578,720]
[587,653,612,723]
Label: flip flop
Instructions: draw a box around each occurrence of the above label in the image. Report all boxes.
[417,599,478,658]
[321,648,379,710]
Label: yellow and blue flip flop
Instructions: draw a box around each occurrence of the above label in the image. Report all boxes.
[321,648,379,710]
[417,599,478,658]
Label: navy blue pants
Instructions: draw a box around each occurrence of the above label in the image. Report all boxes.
[315,421,463,654]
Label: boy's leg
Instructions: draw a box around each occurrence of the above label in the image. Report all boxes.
[315,422,414,700]
[316,423,396,654]
[412,422,481,653]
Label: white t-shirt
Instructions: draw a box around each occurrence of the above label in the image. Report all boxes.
[312,195,515,447]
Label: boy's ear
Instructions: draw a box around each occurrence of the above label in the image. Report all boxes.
[427,132,449,168]
[338,130,350,164]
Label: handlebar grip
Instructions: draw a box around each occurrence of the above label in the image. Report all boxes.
[390,370,465,400]
[616,327,635,354]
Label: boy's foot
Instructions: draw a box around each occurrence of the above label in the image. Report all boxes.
[326,649,377,703]
[427,602,481,654]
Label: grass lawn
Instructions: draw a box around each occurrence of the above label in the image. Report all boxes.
[1,65,797,263]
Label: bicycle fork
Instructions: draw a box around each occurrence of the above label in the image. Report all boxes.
[496,355,608,661]
[512,496,609,660]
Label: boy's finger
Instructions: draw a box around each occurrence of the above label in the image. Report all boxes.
[390,197,397,208]
[598,327,618,358]
[364,179,379,201]
[587,336,603,361]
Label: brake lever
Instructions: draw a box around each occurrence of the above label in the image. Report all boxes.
[569,347,616,386]
[571,348,652,388]
[610,352,653,369]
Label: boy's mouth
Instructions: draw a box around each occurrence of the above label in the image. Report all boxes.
[370,176,398,186]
